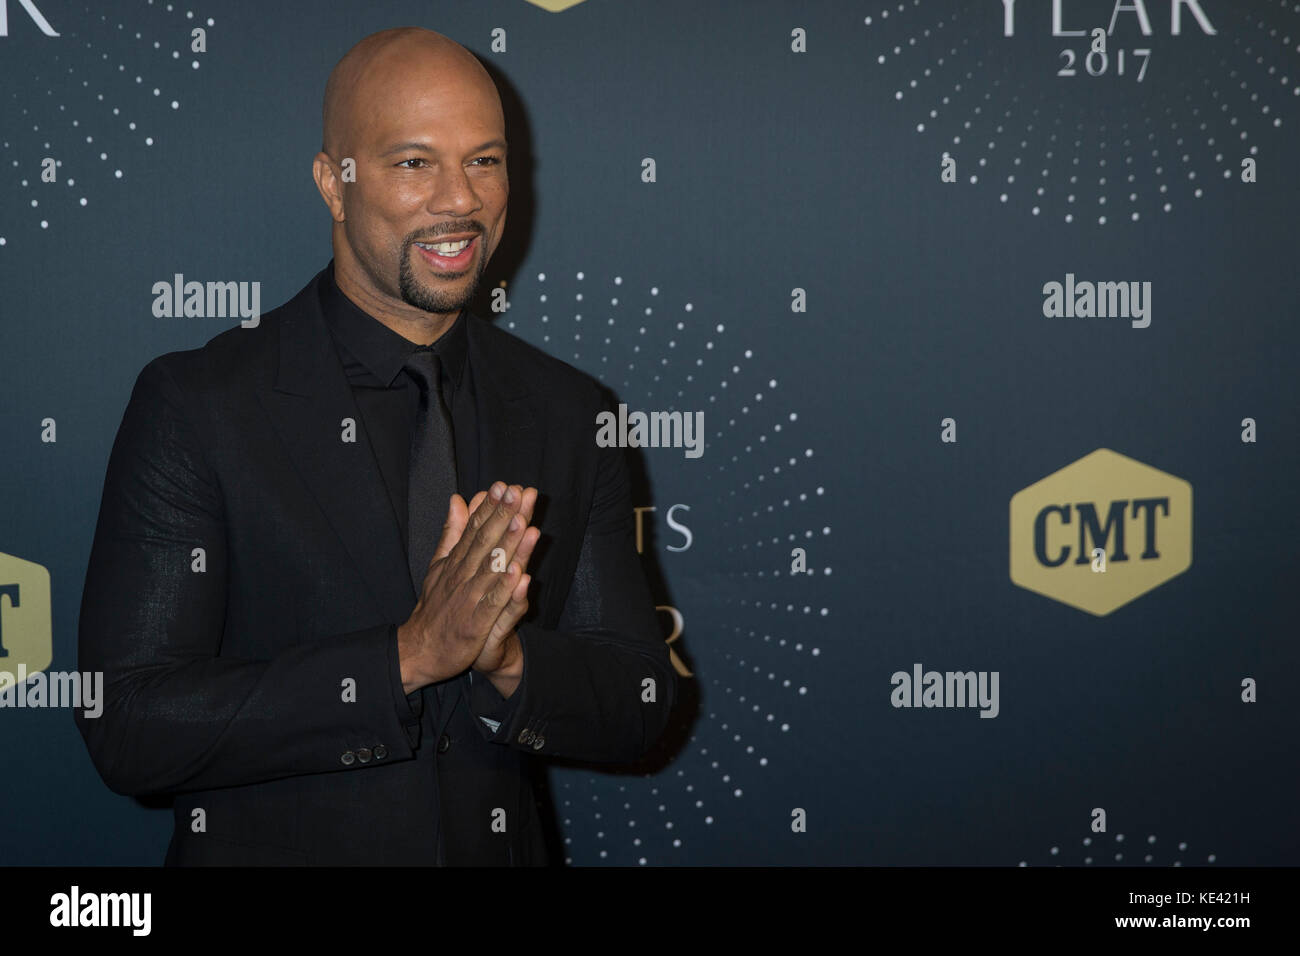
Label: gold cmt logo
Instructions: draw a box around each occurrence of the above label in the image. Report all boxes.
[1009,449,1192,616]
[0,551,53,681]
[522,0,589,11]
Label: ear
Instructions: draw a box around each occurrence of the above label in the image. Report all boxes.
[312,152,346,223]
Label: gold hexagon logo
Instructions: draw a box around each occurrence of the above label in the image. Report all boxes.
[522,0,589,11]
[1010,449,1192,616]
[0,551,53,683]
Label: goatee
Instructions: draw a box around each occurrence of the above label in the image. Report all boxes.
[398,240,484,314]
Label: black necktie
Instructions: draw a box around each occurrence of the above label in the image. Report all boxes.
[403,348,458,593]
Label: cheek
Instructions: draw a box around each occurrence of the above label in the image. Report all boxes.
[350,179,426,226]
[488,190,508,240]
[346,187,420,252]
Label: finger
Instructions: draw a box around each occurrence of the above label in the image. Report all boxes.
[458,483,525,577]
[515,525,540,569]
[466,489,490,515]
[483,573,530,644]
[472,560,521,627]
[448,482,509,565]
[513,487,539,526]
[451,491,493,563]
[432,493,469,562]
[491,524,540,578]
[481,502,539,577]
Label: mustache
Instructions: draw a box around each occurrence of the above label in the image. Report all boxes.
[406,226,482,245]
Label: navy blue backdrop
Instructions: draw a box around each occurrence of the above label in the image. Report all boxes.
[1,0,1296,866]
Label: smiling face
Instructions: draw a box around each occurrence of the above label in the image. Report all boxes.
[313,30,508,340]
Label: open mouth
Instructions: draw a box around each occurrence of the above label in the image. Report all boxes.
[413,236,477,271]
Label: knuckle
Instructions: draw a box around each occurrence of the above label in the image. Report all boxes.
[452,578,477,608]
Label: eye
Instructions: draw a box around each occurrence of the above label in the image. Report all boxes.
[396,158,428,168]
[470,156,502,166]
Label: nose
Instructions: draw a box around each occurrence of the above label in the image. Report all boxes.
[425,164,481,218]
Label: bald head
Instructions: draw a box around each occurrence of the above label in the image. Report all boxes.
[322,27,501,157]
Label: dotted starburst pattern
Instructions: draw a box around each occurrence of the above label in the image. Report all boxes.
[866,0,1293,224]
[2,3,214,246]
[501,270,832,864]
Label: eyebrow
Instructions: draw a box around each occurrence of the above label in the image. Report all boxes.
[380,138,507,158]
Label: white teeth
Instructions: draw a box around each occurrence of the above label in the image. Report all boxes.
[417,238,471,256]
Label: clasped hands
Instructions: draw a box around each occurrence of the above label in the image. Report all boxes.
[397,480,540,700]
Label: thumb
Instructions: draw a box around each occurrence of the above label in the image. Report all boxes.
[433,493,470,561]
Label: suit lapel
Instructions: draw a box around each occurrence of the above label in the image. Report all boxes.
[465,314,543,503]
[259,273,415,632]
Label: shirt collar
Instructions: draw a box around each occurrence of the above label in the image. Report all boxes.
[320,260,468,390]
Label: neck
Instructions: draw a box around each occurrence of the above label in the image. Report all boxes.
[332,250,459,346]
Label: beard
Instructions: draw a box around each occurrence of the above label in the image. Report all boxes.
[398,230,486,315]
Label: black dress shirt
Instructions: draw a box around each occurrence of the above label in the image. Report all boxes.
[317,261,521,755]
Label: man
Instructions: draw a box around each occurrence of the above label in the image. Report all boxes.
[75,27,675,866]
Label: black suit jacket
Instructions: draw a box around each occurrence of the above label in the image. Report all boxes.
[75,266,676,865]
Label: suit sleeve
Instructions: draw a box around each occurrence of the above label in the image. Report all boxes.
[473,384,677,762]
[75,357,422,797]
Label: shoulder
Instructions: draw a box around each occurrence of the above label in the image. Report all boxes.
[137,274,316,397]
[467,312,610,412]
